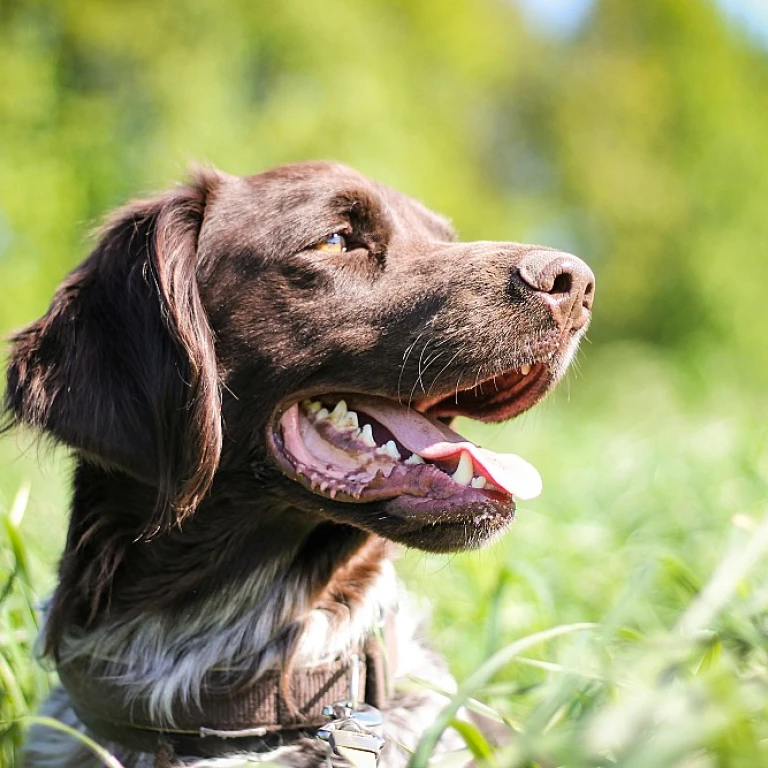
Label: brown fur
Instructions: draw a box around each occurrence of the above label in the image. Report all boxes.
[4,161,594,765]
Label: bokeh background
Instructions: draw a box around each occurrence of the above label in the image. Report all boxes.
[2,1,768,765]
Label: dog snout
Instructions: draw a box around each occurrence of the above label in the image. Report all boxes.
[517,250,595,331]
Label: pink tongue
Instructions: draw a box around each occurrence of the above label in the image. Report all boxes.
[420,442,541,500]
[344,396,542,500]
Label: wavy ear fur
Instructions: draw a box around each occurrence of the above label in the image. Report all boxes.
[4,170,223,536]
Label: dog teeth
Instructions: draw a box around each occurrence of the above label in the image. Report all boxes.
[520,364,532,376]
[338,410,359,429]
[308,398,360,429]
[375,440,401,461]
[386,441,401,460]
[405,453,425,465]
[470,476,487,489]
[329,400,348,425]
[451,451,474,486]
[359,423,377,448]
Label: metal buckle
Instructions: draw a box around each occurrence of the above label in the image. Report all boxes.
[321,702,384,732]
[318,703,385,765]
[315,650,386,765]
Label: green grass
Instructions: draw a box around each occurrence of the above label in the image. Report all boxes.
[0,486,51,767]
[2,344,768,767]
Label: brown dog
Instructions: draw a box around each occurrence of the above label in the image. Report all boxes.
[5,162,594,767]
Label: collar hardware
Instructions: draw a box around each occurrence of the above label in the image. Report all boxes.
[318,707,385,768]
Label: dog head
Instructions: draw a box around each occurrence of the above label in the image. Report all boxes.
[5,162,594,553]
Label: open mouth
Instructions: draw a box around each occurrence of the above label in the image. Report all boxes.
[270,363,551,515]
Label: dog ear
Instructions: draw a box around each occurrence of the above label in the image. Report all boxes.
[4,169,223,537]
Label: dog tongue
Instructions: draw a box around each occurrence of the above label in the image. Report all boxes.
[420,442,542,500]
[344,395,542,500]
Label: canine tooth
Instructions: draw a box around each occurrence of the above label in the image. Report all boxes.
[303,399,322,414]
[315,407,329,422]
[376,440,401,461]
[338,410,359,430]
[360,423,377,448]
[520,364,532,376]
[405,453,425,465]
[451,451,474,486]
[470,476,487,489]
[329,400,348,425]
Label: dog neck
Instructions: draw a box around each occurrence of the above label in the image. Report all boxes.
[45,462,397,724]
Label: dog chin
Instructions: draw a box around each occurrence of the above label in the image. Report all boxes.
[359,495,516,553]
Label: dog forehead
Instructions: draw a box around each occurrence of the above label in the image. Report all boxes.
[203,161,455,246]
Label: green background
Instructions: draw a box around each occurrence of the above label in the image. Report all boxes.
[2,1,768,765]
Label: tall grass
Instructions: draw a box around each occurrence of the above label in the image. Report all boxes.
[1,345,768,766]
[0,485,51,767]
[404,347,768,766]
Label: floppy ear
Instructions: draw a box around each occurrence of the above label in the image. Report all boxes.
[4,169,223,537]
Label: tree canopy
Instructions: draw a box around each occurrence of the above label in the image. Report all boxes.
[1,0,766,382]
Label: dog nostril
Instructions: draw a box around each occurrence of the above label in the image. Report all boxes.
[583,280,595,310]
[516,250,595,329]
[550,272,572,296]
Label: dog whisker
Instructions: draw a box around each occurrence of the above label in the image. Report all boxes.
[398,331,425,404]
[427,350,463,396]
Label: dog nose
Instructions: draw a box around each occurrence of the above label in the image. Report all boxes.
[518,250,595,331]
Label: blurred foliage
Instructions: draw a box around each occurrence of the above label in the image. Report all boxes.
[0,486,49,767]
[3,0,768,765]
[403,349,768,766]
[1,0,767,384]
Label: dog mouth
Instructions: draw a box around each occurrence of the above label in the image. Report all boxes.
[270,363,551,515]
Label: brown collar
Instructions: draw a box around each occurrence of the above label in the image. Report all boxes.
[58,633,392,760]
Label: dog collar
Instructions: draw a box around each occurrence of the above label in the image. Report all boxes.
[57,628,393,764]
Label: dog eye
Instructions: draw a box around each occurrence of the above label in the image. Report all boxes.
[314,233,347,253]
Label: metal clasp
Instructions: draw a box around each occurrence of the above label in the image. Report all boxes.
[315,651,386,765]
[321,701,383,733]
[317,702,385,766]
